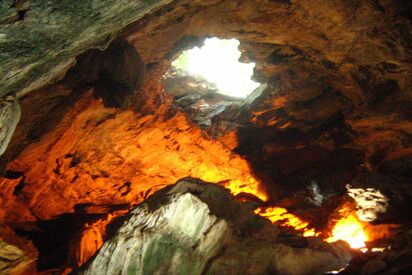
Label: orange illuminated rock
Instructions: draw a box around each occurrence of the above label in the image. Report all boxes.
[0,91,266,224]
[69,208,129,268]
[326,209,368,249]
[256,201,398,250]
[255,206,319,237]
[325,201,398,249]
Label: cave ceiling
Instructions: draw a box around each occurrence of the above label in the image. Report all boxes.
[0,0,411,273]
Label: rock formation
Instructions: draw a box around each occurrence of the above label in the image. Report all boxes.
[0,226,37,274]
[0,95,20,156]
[0,0,411,273]
[83,178,351,275]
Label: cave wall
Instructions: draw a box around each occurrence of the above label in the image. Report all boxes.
[125,0,412,193]
[0,93,264,223]
[0,0,411,272]
[2,0,411,177]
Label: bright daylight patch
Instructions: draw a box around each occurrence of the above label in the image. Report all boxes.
[172,37,260,98]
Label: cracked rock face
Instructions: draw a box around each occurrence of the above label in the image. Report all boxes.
[83,178,351,275]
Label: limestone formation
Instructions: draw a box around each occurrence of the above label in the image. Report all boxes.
[83,178,351,275]
[0,0,410,273]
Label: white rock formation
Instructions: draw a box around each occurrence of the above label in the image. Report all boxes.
[83,178,351,275]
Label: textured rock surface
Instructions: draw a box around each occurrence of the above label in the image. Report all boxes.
[83,178,351,275]
[163,67,246,129]
[0,0,171,98]
[0,93,265,224]
[2,0,411,191]
[0,240,30,274]
[0,226,37,274]
[0,0,411,273]
[0,95,20,156]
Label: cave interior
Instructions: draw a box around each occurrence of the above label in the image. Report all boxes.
[0,0,411,274]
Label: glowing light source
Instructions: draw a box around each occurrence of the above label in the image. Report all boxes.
[325,211,367,249]
[172,37,260,98]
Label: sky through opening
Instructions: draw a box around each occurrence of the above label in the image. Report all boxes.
[172,38,260,98]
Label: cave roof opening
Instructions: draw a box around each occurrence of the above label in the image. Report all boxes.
[169,37,260,99]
